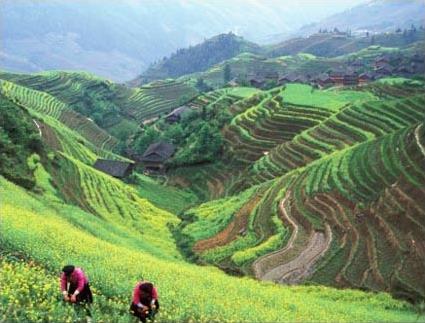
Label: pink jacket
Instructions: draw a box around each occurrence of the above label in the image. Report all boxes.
[132,281,158,305]
[60,267,88,293]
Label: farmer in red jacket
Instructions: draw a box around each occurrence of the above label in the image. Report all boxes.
[60,265,93,304]
[130,280,159,322]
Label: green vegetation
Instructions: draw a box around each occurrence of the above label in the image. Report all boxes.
[137,32,262,84]
[1,58,425,322]
[0,95,43,189]
[134,173,198,214]
[1,175,421,322]
[131,88,243,166]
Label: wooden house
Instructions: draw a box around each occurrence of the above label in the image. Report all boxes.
[376,63,394,76]
[227,78,239,87]
[358,72,375,85]
[329,70,345,86]
[140,142,175,173]
[374,55,390,69]
[278,73,308,85]
[165,106,189,124]
[343,70,358,86]
[316,73,333,88]
[249,76,265,88]
[93,159,135,178]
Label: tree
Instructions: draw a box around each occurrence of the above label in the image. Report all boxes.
[134,127,160,155]
[195,78,210,93]
[223,63,231,83]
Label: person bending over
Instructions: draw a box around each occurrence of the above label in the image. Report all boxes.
[130,280,159,322]
[60,265,93,305]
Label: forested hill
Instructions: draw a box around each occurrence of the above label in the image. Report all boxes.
[131,33,262,86]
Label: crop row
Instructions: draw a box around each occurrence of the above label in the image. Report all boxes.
[241,94,425,189]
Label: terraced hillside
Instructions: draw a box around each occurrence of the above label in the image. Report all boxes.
[0,79,119,152]
[1,82,419,322]
[182,79,425,301]
[0,71,198,136]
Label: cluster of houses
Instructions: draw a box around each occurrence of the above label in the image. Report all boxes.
[91,51,425,180]
[244,53,425,89]
[93,141,176,179]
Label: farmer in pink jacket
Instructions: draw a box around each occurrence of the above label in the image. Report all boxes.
[60,265,93,305]
[130,280,159,322]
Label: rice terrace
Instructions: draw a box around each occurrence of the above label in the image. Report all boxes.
[1,0,425,322]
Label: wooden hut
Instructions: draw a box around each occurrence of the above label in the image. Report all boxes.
[165,106,190,124]
[93,159,135,178]
[140,142,175,173]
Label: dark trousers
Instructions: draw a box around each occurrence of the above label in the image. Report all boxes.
[130,300,159,323]
[68,283,93,304]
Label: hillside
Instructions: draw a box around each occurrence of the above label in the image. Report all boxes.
[176,40,425,89]
[171,79,425,302]
[267,29,425,58]
[1,0,359,81]
[2,75,423,322]
[295,0,425,38]
[0,71,198,144]
[131,33,262,86]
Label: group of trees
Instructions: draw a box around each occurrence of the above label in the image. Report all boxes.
[0,96,43,189]
[131,98,233,166]
[144,32,260,79]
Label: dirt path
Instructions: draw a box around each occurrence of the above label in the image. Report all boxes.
[253,190,332,283]
[263,225,332,284]
[193,193,263,253]
[252,191,298,278]
[33,119,42,137]
[415,124,425,157]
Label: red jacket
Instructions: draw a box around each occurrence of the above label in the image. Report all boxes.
[132,281,158,305]
[60,268,88,293]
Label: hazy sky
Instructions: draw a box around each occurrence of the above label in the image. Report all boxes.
[0,0,371,80]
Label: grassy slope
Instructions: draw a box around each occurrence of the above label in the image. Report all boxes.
[0,176,420,322]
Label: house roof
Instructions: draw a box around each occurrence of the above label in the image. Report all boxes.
[359,72,375,79]
[141,142,175,163]
[279,73,307,83]
[249,76,265,83]
[93,159,134,178]
[165,106,189,119]
[317,73,331,82]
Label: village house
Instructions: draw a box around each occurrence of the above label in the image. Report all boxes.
[343,70,359,86]
[315,73,333,88]
[93,159,135,178]
[329,70,345,86]
[140,142,175,173]
[374,55,391,70]
[248,76,266,88]
[165,106,190,124]
[227,78,239,87]
[278,73,308,85]
[375,63,394,76]
[358,72,375,85]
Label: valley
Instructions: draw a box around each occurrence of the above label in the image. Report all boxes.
[1,4,425,322]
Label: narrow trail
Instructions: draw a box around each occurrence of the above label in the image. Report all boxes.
[273,226,331,284]
[33,119,42,137]
[253,190,332,284]
[415,124,425,157]
[252,191,298,278]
